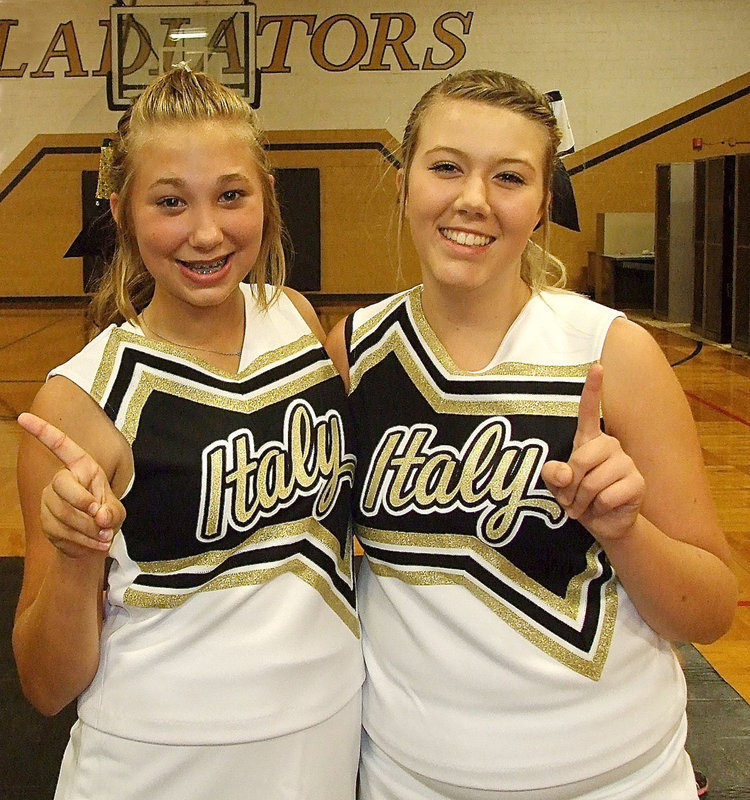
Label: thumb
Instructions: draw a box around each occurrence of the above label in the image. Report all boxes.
[92,495,126,535]
[93,504,115,530]
[541,460,573,489]
[88,468,125,532]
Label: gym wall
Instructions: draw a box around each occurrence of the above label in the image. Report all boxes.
[0,0,748,299]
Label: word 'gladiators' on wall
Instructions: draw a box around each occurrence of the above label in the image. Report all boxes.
[0,11,474,78]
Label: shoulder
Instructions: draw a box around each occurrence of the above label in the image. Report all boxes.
[601,315,682,397]
[33,324,133,488]
[241,283,326,343]
[504,291,622,365]
[597,318,733,574]
[599,317,687,438]
[601,316,670,375]
[48,323,121,389]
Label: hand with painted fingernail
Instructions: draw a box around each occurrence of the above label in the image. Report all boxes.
[18,413,126,558]
[541,364,645,543]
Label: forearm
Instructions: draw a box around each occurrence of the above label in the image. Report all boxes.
[602,514,737,644]
[13,552,103,715]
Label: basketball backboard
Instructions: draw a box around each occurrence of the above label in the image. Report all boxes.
[107,1,259,110]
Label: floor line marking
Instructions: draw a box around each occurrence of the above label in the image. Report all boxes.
[684,391,750,428]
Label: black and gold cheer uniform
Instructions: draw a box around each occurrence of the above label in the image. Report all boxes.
[50,285,364,745]
[346,287,688,790]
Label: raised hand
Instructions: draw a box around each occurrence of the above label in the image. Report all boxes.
[540,364,645,542]
[18,412,126,558]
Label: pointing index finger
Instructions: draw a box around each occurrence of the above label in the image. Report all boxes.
[18,412,102,490]
[574,364,604,447]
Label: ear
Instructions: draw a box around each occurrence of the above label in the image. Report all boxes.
[109,193,121,227]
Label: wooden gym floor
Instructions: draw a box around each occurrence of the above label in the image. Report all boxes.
[0,303,749,704]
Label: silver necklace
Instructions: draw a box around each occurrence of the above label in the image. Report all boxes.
[139,311,242,357]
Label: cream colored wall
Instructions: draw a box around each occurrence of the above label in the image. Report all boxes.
[595,213,655,257]
[0,1,749,297]
[2,0,749,173]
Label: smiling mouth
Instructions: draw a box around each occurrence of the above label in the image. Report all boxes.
[439,228,494,247]
[178,256,229,274]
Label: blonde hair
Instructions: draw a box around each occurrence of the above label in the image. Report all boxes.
[397,69,567,291]
[88,66,285,331]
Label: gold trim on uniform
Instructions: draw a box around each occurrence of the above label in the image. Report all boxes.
[348,288,593,415]
[408,288,593,378]
[89,328,337,445]
[116,364,335,445]
[89,327,357,635]
[357,524,617,680]
[349,291,411,350]
[124,557,360,638]
[91,327,328,405]
[122,519,357,635]
[357,525,604,619]
[351,327,584,416]
[138,517,352,580]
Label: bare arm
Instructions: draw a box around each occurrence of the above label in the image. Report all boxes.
[13,378,128,715]
[542,319,736,643]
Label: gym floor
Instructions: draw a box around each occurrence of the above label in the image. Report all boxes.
[1,304,748,798]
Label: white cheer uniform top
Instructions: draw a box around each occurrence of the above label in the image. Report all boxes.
[345,287,687,790]
[50,284,364,745]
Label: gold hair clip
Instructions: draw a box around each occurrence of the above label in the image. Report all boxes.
[96,139,115,200]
